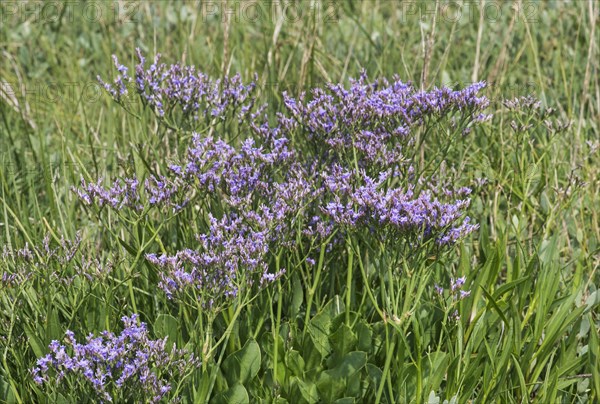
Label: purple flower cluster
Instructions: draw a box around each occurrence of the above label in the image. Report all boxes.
[1,234,114,286]
[87,53,492,304]
[435,276,471,300]
[319,166,477,244]
[142,133,311,305]
[147,132,300,211]
[281,72,490,171]
[97,55,131,102]
[147,213,285,305]
[99,50,257,128]
[73,177,142,211]
[31,314,198,403]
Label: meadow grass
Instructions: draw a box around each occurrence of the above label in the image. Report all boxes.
[0,1,599,402]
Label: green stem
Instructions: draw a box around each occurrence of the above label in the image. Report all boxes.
[272,252,283,387]
[303,241,328,336]
[345,237,354,326]
[203,296,246,401]
[273,279,283,387]
[375,325,396,404]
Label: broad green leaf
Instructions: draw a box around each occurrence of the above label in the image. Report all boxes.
[302,333,323,372]
[23,323,45,358]
[366,363,382,389]
[211,383,249,404]
[329,323,357,359]
[286,350,305,376]
[308,297,345,357]
[222,339,261,386]
[354,320,373,353]
[326,351,367,380]
[153,313,179,348]
[291,376,319,403]
[316,372,345,403]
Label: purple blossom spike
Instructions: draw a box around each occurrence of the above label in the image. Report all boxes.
[31,315,199,403]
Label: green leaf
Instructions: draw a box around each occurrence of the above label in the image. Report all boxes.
[117,236,138,257]
[302,333,323,372]
[291,376,319,403]
[153,313,179,348]
[316,372,346,403]
[46,307,62,342]
[23,323,45,358]
[326,351,367,380]
[366,363,382,389]
[492,276,530,300]
[316,351,366,402]
[585,289,600,313]
[290,272,304,319]
[423,352,448,393]
[0,375,6,399]
[222,339,261,386]
[286,350,305,377]
[308,297,345,357]
[333,398,355,404]
[211,383,249,404]
[480,286,509,326]
[354,320,373,353]
[329,323,357,358]
[84,295,106,331]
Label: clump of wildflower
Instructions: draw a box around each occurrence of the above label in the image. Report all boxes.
[282,72,490,173]
[316,165,478,246]
[31,314,198,403]
[1,233,114,287]
[99,50,258,130]
[146,211,287,307]
[97,55,131,102]
[73,177,142,211]
[86,55,494,305]
[435,276,470,300]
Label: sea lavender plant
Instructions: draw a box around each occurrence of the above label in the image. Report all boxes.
[73,135,313,308]
[99,49,258,132]
[74,177,142,211]
[31,314,198,403]
[0,233,114,287]
[85,54,491,325]
[281,72,491,175]
[146,212,286,307]
[316,164,477,246]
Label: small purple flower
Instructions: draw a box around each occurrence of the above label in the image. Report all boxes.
[31,315,199,403]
